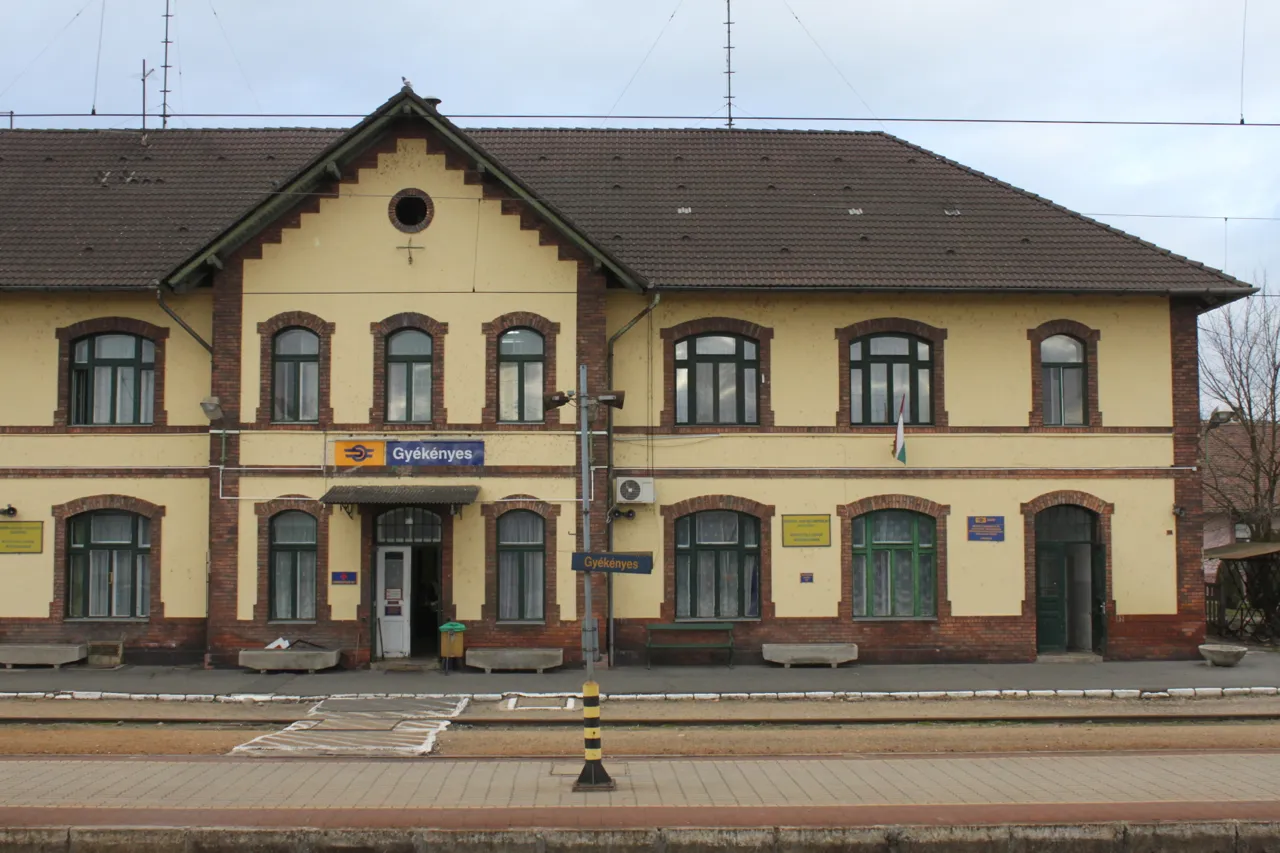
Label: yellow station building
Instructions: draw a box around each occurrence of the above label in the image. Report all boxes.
[0,89,1250,666]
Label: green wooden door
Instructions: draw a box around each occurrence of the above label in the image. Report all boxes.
[1036,544,1067,652]
[1090,543,1107,655]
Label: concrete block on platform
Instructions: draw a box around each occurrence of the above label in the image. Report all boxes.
[0,644,86,668]
[1084,689,1113,699]
[762,643,858,668]
[1113,689,1141,699]
[1056,689,1085,698]
[1224,687,1251,697]
[239,649,341,673]
[1252,686,1280,696]
[974,690,1001,699]
[1194,687,1224,698]
[916,691,948,700]
[1029,690,1056,698]
[1167,688,1196,698]
[464,648,563,674]
[946,691,975,699]
[1001,690,1029,699]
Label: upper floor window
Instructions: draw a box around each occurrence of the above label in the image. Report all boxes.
[269,511,317,621]
[850,334,932,425]
[67,510,149,618]
[498,328,544,423]
[851,510,936,618]
[272,328,319,423]
[675,334,759,425]
[675,510,760,619]
[1041,334,1085,426]
[497,510,545,621]
[386,329,433,423]
[71,334,155,426]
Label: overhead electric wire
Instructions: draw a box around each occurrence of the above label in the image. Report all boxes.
[90,0,106,115]
[1239,0,1249,123]
[205,0,261,110]
[0,0,98,102]
[779,0,885,132]
[601,0,685,124]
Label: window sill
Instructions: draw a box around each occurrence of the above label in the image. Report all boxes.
[497,620,546,626]
[65,617,149,623]
[853,616,938,622]
[674,617,761,623]
[268,620,317,625]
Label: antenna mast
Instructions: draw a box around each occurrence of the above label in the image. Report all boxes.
[140,59,154,130]
[161,0,173,128]
[724,0,734,128]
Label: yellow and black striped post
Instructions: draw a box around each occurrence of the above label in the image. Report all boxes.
[573,680,614,791]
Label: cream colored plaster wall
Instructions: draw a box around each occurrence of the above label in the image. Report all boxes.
[608,478,1177,620]
[239,431,575,469]
[232,476,576,622]
[0,435,209,469]
[607,292,1173,430]
[0,291,212,427]
[238,138,578,427]
[0,479,208,618]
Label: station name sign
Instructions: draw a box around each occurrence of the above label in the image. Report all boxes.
[334,440,484,467]
[571,552,654,575]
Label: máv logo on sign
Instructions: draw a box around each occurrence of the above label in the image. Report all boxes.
[343,444,376,463]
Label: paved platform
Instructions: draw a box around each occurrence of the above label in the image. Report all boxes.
[1,750,1279,830]
[2,654,1280,699]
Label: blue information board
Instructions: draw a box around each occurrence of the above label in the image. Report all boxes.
[571,552,654,575]
[967,516,1005,542]
[387,440,484,466]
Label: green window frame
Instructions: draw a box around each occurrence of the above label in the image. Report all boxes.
[851,510,936,618]
[70,333,156,426]
[1041,334,1086,426]
[674,333,759,425]
[269,511,317,621]
[385,329,433,423]
[498,328,545,423]
[272,328,320,423]
[68,511,150,618]
[849,334,932,425]
[675,510,761,619]
[497,510,545,621]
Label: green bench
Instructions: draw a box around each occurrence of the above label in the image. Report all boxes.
[645,622,735,669]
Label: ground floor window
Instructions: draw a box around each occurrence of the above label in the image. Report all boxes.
[497,510,544,621]
[851,510,936,618]
[68,510,150,618]
[270,511,317,620]
[675,510,760,619]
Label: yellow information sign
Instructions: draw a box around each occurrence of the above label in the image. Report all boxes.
[333,440,386,467]
[0,522,43,554]
[782,515,831,548]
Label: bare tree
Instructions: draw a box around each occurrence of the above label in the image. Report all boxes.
[1202,283,1280,542]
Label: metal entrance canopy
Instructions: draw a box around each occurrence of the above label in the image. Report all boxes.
[319,485,480,506]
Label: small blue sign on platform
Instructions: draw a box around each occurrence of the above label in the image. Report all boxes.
[571,552,654,575]
[967,516,1005,542]
[331,571,357,585]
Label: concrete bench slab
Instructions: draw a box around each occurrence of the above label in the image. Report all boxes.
[762,643,859,668]
[239,649,341,673]
[466,648,564,674]
[0,644,87,669]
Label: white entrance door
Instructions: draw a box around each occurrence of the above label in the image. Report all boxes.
[376,546,412,658]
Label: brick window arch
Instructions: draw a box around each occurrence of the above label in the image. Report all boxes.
[253,497,331,623]
[1020,490,1114,621]
[480,313,560,429]
[838,495,951,620]
[369,312,449,426]
[255,312,335,428]
[660,495,776,621]
[54,318,170,429]
[481,496,561,624]
[51,494,166,622]
[1028,320,1101,427]
[836,319,948,428]
[660,318,775,429]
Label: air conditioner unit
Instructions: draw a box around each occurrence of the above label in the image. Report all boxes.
[615,476,656,504]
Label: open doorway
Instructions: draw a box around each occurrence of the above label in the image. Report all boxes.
[374,507,443,660]
[1035,505,1106,655]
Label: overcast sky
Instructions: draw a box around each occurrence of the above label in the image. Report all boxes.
[2,0,1278,288]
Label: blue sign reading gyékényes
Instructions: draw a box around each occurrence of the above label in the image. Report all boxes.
[571,552,654,575]
[387,440,484,466]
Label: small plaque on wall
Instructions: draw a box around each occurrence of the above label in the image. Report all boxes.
[800,573,814,584]
[967,516,1005,542]
[0,522,42,554]
[331,571,357,585]
[782,515,831,547]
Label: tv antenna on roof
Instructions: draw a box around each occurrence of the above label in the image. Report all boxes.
[160,0,173,128]
[139,59,155,130]
[724,0,734,128]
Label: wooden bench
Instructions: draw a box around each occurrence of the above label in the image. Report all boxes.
[645,623,735,669]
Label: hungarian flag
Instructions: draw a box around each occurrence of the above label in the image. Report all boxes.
[893,396,907,464]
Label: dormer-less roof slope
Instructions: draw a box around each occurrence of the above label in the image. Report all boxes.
[0,92,1253,302]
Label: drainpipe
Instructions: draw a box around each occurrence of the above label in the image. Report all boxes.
[154,286,213,354]
[604,291,661,665]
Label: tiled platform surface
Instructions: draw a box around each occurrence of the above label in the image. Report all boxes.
[3,751,1280,829]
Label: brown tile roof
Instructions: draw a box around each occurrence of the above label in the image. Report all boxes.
[0,123,1253,295]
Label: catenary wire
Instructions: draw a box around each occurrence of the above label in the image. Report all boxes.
[601,0,686,124]
[0,0,98,101]
[779,0,885,132]
[205,0,261,110]
[90,0,106,114]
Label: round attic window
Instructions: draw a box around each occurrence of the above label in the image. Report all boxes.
[388,188,434,233]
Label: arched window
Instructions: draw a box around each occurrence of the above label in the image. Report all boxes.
[70,334,156,425]
[67,510,150,618]
[376,507,442,544]
[385,329,433,423]
[849,334,933,425]
[498,329,544,423]
[1041,334,1085,426]
[851,510,936,618]
[674,333,759,425]
[675,510,760,619]
[497,511,544,621]
[269,511,317,620]
[272,329,320,423]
